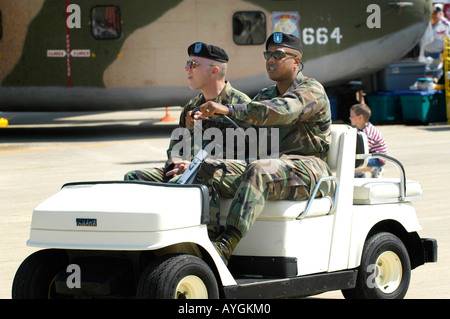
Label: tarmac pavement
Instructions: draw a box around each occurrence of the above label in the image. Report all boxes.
[1,107,449,299]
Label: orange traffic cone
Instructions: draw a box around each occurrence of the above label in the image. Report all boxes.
[160,107,176,122]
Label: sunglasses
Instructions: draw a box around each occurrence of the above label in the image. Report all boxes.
[263,50,297,61]
[186,60,215,70]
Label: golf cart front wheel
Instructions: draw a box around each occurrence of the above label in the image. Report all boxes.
[12,249,68,299]
[137,254,219,299]
[342,232,411,299]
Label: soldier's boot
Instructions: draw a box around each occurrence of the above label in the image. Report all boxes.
[213,226,241,265]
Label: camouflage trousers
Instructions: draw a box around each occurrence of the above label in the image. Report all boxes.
[124,167,181,183]
[194,154,333,238]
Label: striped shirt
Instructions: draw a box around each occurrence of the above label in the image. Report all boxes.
[360,122,387,164]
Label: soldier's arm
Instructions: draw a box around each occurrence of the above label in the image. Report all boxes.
[233,85,328,126]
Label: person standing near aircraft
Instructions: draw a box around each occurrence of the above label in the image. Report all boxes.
[194,32,333,263]
[423,4,450,75]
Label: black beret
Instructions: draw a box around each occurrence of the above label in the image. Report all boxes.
[265,32,303,54]
[187,42,229,62]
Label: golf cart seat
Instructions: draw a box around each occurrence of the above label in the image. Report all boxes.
[219,124,351,221]
[353,178,423,204]
[351,130,423,205]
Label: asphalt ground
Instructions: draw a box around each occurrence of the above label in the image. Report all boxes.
[1,107,449,299]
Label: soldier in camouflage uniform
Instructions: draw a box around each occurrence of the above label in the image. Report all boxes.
[196,32,333,263]
[124,42,251,185]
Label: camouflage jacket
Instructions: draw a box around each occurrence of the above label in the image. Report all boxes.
[233,72,331,158]
[166,81,251,163]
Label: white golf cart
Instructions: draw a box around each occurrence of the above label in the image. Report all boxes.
[12,124,437,299]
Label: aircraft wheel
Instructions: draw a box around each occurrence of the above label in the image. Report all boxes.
[12,249,68,299]
[137,254,219,299]
[342,232,411,299]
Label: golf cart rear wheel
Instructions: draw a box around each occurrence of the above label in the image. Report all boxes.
[342,232,411,299]
[137,254,219,299]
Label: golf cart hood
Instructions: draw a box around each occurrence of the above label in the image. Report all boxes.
[30,181,210,233]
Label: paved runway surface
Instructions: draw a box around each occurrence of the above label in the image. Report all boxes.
[1,107,449,299]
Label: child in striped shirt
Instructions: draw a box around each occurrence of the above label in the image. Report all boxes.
[349,103,387,178]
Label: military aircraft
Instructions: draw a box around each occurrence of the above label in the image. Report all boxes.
[0,0,432,112]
